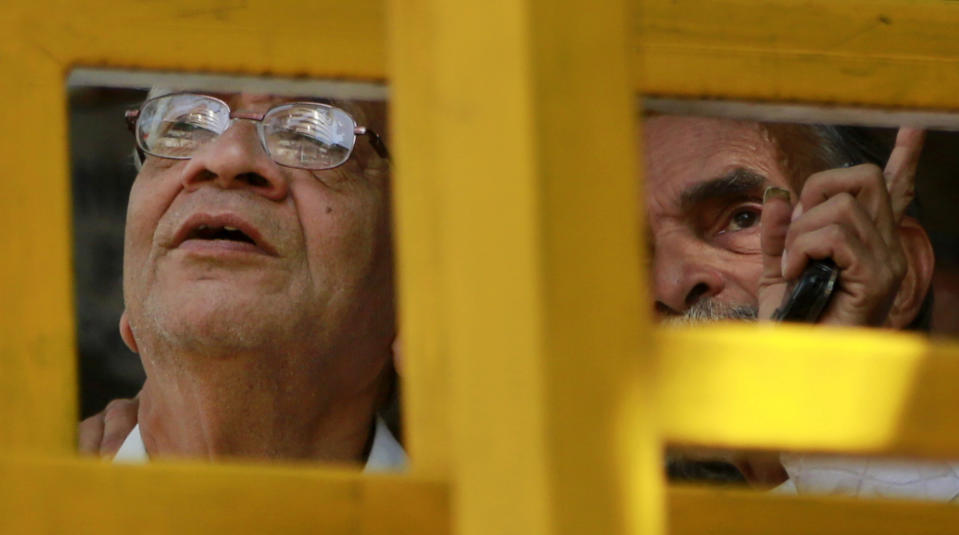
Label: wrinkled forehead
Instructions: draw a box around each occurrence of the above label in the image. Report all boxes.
[644,115,781,178]
[643,114,820,193]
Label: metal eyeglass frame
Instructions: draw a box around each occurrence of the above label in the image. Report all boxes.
[124,92,390,170]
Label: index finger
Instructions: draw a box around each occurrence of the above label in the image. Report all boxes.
[883,126,925,221]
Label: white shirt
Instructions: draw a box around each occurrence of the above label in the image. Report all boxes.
[114,418,407,472]
[773,453,959,501]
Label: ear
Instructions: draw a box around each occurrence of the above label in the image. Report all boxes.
[119,311,140,354]
[887,215,935,329]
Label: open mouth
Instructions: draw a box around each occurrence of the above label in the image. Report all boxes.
[173,214,277,256]
[187,224,256,245]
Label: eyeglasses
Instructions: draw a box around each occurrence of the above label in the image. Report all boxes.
[125,92,390,171]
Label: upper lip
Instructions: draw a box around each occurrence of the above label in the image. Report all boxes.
[172,212,278,256]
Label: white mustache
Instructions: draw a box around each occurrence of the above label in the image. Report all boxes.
[661,299,757,326]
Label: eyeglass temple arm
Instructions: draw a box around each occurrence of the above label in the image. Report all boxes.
[355,127,391,161]
[125,109,139,133]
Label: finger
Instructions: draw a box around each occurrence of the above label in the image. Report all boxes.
[784,192,898,278]
[783,224,865,279]
[761,186,793,280]
[77,413,105,455]
[783,225,899,326]
[99,397,140,456]
[798,164,896,245]
[884,127,925,221]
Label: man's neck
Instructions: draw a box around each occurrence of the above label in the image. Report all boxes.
[136,349,390,462]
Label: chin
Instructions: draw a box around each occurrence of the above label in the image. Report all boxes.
[141,288,297,355]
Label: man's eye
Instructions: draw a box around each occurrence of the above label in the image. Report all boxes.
[166,121,209,136]
[721,206,761,233]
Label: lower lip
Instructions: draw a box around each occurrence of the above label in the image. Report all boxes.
[177,239,270,256]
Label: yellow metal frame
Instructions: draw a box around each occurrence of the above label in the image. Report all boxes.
[4,0,959,533]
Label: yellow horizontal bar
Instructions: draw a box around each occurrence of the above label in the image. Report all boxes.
[5,0,385,80]
[0,457,447,535]
[669,485,959,535]
[660,324,959,458]
[638,0,959,109]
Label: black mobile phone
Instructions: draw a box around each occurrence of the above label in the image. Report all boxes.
[771,259,840,323]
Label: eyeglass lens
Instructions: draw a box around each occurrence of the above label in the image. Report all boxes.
[136,94,358,170]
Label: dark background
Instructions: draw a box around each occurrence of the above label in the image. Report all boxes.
[70,87,959,418]
[71,87,147,418]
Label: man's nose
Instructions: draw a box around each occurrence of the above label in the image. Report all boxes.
[651,240,726,314]
[178,122,289,200]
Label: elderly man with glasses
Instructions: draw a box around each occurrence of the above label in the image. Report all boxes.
[87,90,404,468]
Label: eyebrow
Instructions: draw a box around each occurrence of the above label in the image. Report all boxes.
[679,168,769,211]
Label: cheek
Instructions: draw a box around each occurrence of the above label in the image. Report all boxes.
[123,168,184,286]
[713,227,762,255]
[124,181,160,261]
[297,192,390,284]
[126,165,183,242]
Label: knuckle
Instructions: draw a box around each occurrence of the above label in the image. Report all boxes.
[79,413,101,428]
[827,223,849,243]
[805,169,829,185]
[103,398,132,422]
[859,162,883,179]
[834,192,858,213]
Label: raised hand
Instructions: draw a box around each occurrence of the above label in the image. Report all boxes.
[758,128,926,327]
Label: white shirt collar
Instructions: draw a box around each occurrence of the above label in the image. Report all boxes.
[114,418,407,472]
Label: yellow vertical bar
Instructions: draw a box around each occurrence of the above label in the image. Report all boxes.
[0,39,76,454]
[388,0,452,477]
[392,0,661,533]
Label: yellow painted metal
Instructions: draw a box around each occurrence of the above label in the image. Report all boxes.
[669,485,959,535]
[638,0,959,109]
[0,33,76,454]
[6,0,386,80]
[660,324,959,458]
[409,0,660,533]
[0,456,447,534]
[0,0,438,531]
[387,0,451,478]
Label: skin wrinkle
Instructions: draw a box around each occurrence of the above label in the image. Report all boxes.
[646,116,785,316]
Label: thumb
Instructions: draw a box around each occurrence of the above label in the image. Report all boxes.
[759,187,793,318]
[761,186,793,280]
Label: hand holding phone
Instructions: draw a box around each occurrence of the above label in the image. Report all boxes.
[760,127,924,325]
